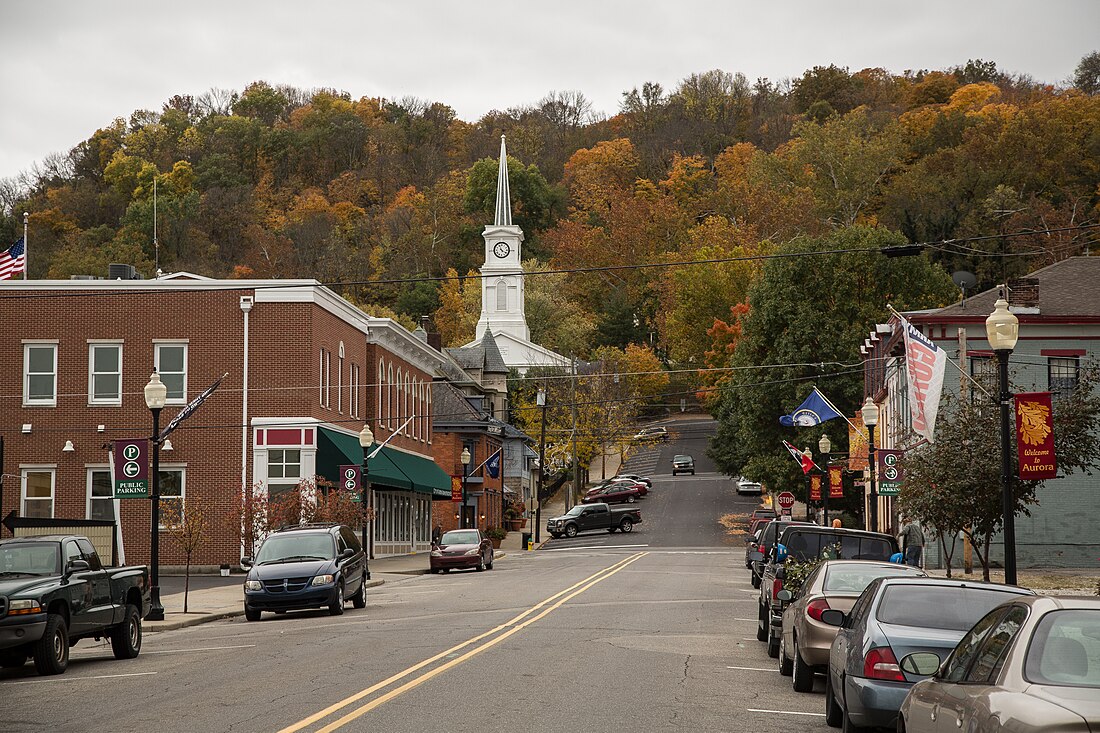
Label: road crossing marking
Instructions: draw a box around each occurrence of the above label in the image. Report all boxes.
[11,671,157,685]
[280,552,648,733]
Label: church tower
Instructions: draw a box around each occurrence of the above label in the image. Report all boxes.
[475,135,530,342]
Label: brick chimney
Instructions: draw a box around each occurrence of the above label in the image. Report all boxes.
[1007,277,1039,308]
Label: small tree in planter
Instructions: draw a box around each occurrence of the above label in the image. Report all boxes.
[161,496,212,613]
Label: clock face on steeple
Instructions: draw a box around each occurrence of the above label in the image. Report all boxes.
[493,241,511,258]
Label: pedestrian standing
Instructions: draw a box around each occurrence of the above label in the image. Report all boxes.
[831,518,842,529]
[431,524,443,546]
[898,515,924,568]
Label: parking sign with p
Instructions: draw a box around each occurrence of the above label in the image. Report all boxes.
[113,439,150,498]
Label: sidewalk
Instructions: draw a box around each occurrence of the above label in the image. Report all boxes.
[145,551,505,633]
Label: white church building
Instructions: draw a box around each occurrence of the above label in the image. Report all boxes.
[465,136,568,372]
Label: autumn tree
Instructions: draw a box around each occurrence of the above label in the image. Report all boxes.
[161,496,213,613]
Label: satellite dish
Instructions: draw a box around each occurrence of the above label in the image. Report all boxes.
[952,271,977,290]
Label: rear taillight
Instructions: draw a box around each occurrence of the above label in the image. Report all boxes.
[772,577,783,600]
[863,646,905,681]
[806,598,831,621]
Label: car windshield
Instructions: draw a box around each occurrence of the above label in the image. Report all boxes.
[823,564,920,593]
[877,585,1024,630]
[0,543,60,576]
[255,533,335,564]
[1025,609,1100,688]
[441,530,480,545]
[780,531,895,562]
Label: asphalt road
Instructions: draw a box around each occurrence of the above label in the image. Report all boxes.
[2,418,827,733]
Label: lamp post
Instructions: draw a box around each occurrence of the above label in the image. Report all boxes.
[460,447,471,529]
[534,387,547,544]
[861,397,879,533]
[986,295,1020,585]
[358,424,373,580]
[144,372,167,622]
[819,433,832,527]
[802,447,814,522]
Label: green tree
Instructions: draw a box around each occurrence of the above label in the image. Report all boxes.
[1073,51,1100,95]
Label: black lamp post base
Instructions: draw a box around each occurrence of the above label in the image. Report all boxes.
[147,586,165,621]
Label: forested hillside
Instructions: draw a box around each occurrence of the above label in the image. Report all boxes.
[2,58,1099,363]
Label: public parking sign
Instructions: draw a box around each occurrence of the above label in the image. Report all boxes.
[878,450,904,496]
[340,465,361,492]
[113,439,149,498]
[777,491,796,514]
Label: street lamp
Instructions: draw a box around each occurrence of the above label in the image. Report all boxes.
[358,424,373,580]
[819,433,832,527]
[986,295,1019,585]
[460,447,471,528]
[861,397,879,532]
[144,371,167,622]
[534,387,547,544]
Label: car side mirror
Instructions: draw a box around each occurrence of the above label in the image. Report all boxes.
[820,609,845,627]
[748,550,764,563]
[776,589,793,602]
[775,566,786,581]
[64,559,90,577]
[338,548,355,562]
[240,556,253,568]
[900,652,942,677]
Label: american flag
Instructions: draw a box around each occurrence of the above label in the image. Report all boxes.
[0,238,25,280]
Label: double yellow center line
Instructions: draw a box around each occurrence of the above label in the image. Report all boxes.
[280,552,647,733]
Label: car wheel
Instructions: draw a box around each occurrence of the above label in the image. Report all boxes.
[328,583,345,616]
[486,553,493,570]
[550,533,562,539]
[766,615,780,658]
[792,638,814,692]
[110,604,142,660]
[619,518,633,533]
[689,470,695,475]
[245,606,262,622]
[476,555,485,571]
[824,674,842,728]
[33,613,69,675]
[756,601,768,642]
[839,676,867,733]
[779,632,793,676]
[0,652,27,668]
[626,495,636,503]
[430,568,440,574]
[352,573,367,608]
[751,570,761,589]
[565,524,578,538]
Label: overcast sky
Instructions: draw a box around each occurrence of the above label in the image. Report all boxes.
[2,1,1097,181]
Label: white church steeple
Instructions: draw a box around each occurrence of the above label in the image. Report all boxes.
[475,135,529,342]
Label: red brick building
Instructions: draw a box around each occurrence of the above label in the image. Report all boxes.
[0,273,449,567]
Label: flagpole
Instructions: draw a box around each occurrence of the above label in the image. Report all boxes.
[886,304,990,399]
[23,212,28,280]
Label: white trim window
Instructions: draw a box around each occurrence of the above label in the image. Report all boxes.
[158,466,185,528]
[267,449,302,499]
[154,342,188,404]
[22,467,56,518]
[338,355,344,414]
[319,348,331,408]
[351,363,360,418]
[377,360,384,426]
[23,342,58,406]
[88,342,123,405]
[87,468,115,521]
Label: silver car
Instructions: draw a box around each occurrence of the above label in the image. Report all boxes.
[898,595,1100,733]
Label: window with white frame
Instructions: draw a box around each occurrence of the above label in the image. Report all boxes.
[388,364,394,428]
[22,468,55,518]
[87,468,115,521]
[88,342,123,405]
[377,360,384,425]
[338,355,344,414]
[154,342,188,404]
[1049,357,1080,398]
[268,449,301,499]
[351,363,360,418]
[23,342,58,406]
[158,467,185,527]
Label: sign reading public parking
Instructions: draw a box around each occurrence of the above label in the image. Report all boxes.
[877,449,904,496]
[113,439,150,498]
[776,491,796,515]
[339,464,361,494]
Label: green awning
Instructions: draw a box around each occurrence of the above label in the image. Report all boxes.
[317,427,449,497]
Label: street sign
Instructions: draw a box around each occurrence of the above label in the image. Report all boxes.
[777,491,796,514]
[113,439,149,498]
[340,465,361,492]
[878,449,904,496]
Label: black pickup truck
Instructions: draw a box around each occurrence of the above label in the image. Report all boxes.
[0,534,151,675]
[546,502,642,538]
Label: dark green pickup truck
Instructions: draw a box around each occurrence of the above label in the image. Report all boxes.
[0,534,151,675]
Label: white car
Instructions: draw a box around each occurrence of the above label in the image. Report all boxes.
[633,426,669,443]
[737,478,763,495]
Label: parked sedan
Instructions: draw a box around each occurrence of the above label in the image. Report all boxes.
[823,577,1034,731]
[899,595,1100,733]
[429,530,494,573]
[612,473,653,488]
[778,560,925,692]
[581,482,643,504]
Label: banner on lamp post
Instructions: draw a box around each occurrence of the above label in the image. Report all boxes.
[113,439,149,498]
[339,465,361,497]
[451,476,463,503]
[848,414,868,471]
[828,465,844,498]
[1014,392,1057,480]
[810,474,822,501]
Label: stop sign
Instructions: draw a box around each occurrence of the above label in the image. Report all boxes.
[777,491,796,511]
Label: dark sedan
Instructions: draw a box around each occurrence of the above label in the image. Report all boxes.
[823,577,1034,731]
[429,529,494,573]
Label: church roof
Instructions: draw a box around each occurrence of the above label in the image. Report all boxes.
[431,381,487,424]
[446,330,510,374]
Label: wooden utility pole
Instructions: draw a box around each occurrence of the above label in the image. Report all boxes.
[959,327,973,575]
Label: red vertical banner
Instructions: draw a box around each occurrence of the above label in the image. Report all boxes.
[1014,392,1057,480]
[809,474,822,501]
[451,476,463,502]
[828,465,844,498]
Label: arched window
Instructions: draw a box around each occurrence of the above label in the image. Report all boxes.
[496,277,508,311]
[427,387,433,444]
[387,364,394,429]
[377,360,384,425]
